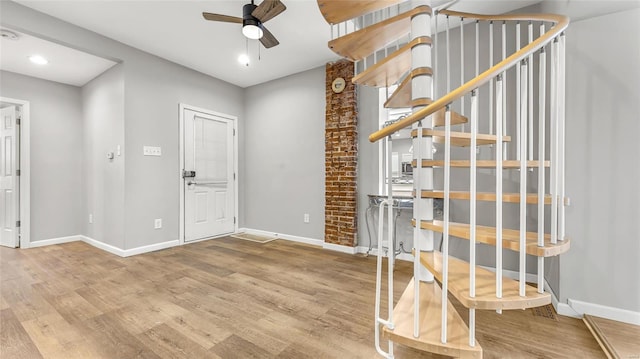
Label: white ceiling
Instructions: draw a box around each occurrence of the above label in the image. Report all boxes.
[15,0,340,88]
[8,0,548,88]
[0,27,117,86]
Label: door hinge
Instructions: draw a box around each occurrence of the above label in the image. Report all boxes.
[234,217,236,224]
[233,173,236,180]
[16,117,21,126]
[16,220,20,228]
[16,169,20,176]
[233,128,236,136]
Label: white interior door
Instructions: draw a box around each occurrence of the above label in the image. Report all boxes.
[183,108,235,242]
[0,105,19,248]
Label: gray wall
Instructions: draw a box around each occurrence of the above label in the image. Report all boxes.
[82,64,125,249]
[243,67,325,239]
[357,85,380,249]
[0,70,83,243]
[1,1,245,250]
[122,50,244,250]
[561,8,640,312]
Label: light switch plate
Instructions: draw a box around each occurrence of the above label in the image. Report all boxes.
[143,146,162,156]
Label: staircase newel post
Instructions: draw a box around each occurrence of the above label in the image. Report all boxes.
[411,0,433,341]
[410,0,434,282]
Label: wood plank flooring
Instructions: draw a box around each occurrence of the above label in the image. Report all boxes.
[1,238,605,358]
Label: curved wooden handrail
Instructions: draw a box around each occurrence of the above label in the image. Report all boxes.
[369,11,569,142]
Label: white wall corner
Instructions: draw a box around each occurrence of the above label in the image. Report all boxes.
[80,236,126,257]
[545,279,581,318]
[567,298,640,326]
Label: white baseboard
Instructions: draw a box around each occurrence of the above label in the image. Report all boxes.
[29,235,82,248]
[80,236,125,257]
[239,228,323,247]
[80,236,179,258]
[323,242,356,254]
[567,298,640,326]
[545,279,581,318]
[122,239,179,257]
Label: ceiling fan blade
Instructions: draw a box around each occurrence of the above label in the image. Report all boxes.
[202,12,243,24]
[252,0,286,23]
[259,26,279,48]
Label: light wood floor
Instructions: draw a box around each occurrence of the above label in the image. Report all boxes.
[1,237,605,358]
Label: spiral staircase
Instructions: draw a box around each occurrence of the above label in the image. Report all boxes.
[317,0,570,358]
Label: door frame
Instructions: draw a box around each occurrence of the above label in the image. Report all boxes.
[178,103,238,245]
[0,97,30,248]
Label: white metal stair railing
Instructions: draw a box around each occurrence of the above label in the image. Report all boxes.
[367,9,569,355]
[373,135,396,359]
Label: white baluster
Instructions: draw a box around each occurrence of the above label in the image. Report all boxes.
[550,38,558,245]
[442,106,451,344]
[516,21,521,161]
[496,76,504,301]
[502,21,507,159]
[460,17,465,131]
[489,21,494,135]
[559,32,566,241]
[469,91,478,346]
[446,16,451,95]
[528,21,534,161]
[519,60,528,297]
[537,43,546,294]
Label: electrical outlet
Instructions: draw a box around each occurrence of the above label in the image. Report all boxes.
[89,214,93,224]
[154,218,162,229]
[304,213,310,223]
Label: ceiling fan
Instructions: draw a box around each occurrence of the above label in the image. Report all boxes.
[202,0,286,49]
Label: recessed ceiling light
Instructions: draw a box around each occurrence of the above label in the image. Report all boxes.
[29,55,48,65]
[238,54,250,67]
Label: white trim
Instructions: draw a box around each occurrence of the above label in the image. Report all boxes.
[121,239,179,257]
[178,103,238,246]
[0,97,30,249]
[567,298,640,326]
[323,242,357,254]
[80,235,125,257]
[23,234,180,258]
[545,279,580,318]
[29,235,81,248]
[239,228,323,247]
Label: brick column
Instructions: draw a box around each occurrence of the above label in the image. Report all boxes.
[325,60,358,247]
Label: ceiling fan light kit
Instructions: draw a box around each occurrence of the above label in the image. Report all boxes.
[202,0,285,49]
[242,3,264,40]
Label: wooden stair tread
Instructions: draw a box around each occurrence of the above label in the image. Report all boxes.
[412,160,550,168]
[329,6,431,61]
[420,251,551,310]
[414,220,571,257]
[419,190,551,205]
[410,129,511,147]
[384,67,433,108]
[352,36,432,87]
[383,278,483,359]
[317,0,404,24]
